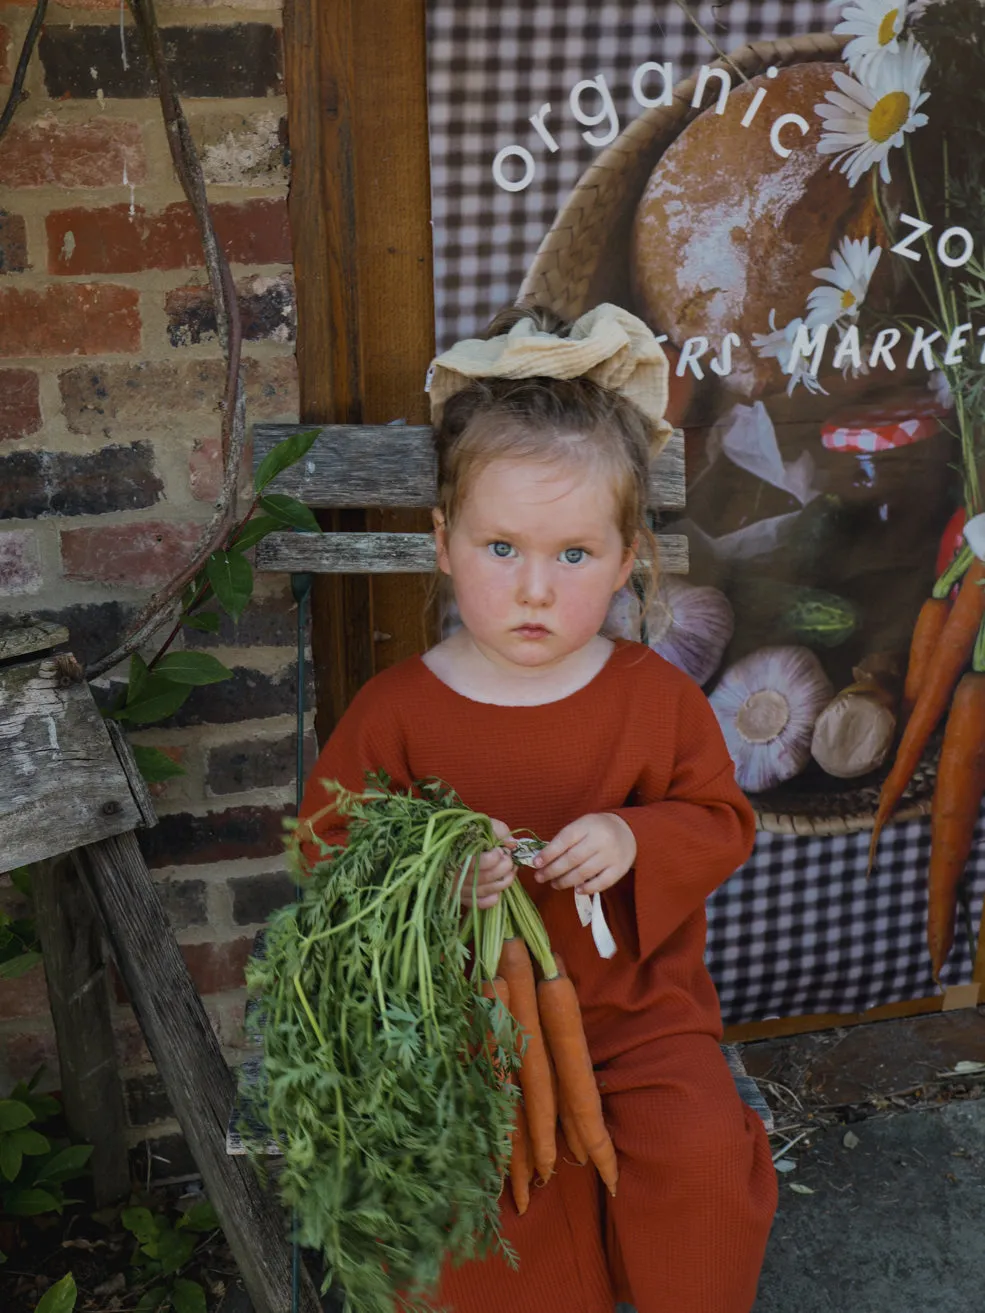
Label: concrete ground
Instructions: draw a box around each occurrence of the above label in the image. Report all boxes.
[744,1009,985,1313]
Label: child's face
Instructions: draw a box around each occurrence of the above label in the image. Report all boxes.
[433,454,636,671]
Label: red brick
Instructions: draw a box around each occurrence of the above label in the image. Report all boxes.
[47,199,291,276]
[181,937,254,996]
[0,369,41,441]
[0,962,50,1021]
[0,119,146,189]
[0,211,27,273]
[59,356,298,435]
[5,1029,60,1085]
[0,284,140,357]
[0,530,42,596]
[61,520,203,586]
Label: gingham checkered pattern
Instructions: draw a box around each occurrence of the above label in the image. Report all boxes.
[426,1,834,350]
[821,396,947,452]
[706,806,985,1025]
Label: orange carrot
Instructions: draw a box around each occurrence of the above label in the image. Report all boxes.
[536,953,617,1196]
[869,558,985,872]
[558,1086,589,1166]
[497,937,557,1182]
[901,597,951,726]
[927,672,985,982]
[509,1097,534,1216]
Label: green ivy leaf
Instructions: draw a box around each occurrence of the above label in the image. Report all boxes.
[176,1200,219,1233]
[259,493,321,533]
[206,550,253,622]
[127,653,152,707]
[33,1144,92,1185]
[171,1277,207,1313]
[9,868,31,899]
[115,678,192,727]
[0,1100,34,1132]
[122,1205,160,1246]
[152,652,232,686]
[230,514,281,553]
[181,612,221,635]
[3,1187,61,1216]
[34,1271,77,1313]
[154,1224,195,1275]
[135,1287,169,1313]
[253,428,319,494]
[0,1139,23,1183]
[0,951,43,981]
[9,1128,49,1157]
[131,746,186,785]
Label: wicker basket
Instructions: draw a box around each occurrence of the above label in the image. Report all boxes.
[520,31,939,837]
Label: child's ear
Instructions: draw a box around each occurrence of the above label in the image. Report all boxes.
[432,508,452,576]
[615,534,638,591]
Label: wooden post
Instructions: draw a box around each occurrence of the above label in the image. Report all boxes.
[30,854,130,1206]
[73,831,321,1313]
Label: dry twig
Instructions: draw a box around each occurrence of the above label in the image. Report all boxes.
[86,0,248,679]
[0,0,48,143]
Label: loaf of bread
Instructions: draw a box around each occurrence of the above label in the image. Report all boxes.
[632,62,876,400]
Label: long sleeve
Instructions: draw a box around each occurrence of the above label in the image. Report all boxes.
[297,675,413,861]
[609,675,755,959]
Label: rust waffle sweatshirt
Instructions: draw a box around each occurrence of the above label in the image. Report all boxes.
[298,636,756,1063]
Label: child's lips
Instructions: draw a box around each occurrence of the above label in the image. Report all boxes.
[513,623,550,637]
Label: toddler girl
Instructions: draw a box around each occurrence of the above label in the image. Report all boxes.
[298,302,777,1313]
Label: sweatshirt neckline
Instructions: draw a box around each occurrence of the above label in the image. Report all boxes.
[413,637,634,710]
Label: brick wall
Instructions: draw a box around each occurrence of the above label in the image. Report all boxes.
[0,0,309,1179]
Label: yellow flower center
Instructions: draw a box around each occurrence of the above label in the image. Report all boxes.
[840,288,858,310]
[868,90,910,143]
[878,9,899,47]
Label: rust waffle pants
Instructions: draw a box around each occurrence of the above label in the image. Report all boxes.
[435,1032,778,1313]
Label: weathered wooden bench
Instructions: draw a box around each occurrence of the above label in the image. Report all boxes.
[226,421,773,1163]
[0,618,320,1313]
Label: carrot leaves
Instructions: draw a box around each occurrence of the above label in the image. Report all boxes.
[241,775,521,1313]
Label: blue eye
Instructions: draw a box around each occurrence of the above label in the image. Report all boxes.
[489,541,514,558]
[561,547,586,564]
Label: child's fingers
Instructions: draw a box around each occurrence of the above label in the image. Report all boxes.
[549,854,607,891]
[578,867,622,895]
[534,833,592,883]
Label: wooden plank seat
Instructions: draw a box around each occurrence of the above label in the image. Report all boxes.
[229,422,774,1157]
[252,422,690,574]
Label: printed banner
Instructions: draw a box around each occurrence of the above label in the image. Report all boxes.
[425,0,985,1019]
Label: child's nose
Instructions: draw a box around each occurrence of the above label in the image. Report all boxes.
[516,559,554,605]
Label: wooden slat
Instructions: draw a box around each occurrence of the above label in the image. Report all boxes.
[0,656,146,874]
[73,831,321,1313]
[256,531,689,576]
[0,619,69,665]
[31,854,130,1206]
[254,423,687,511]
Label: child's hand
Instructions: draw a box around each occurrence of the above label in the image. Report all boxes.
[531,813,636,896]
[460,818,516,909]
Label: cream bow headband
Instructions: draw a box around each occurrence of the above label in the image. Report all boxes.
[427,302,673,450]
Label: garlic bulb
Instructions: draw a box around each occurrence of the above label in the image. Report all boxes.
[604,578,734,686]
[709,646,834,793]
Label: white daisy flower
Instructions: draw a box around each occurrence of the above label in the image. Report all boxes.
[928,368,953,410]
[805,236,882,328]
[815,38,930,187]
[752,311,828,397]
[833,1,909,76]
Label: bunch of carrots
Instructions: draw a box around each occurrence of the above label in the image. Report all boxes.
[470,860,617,1214]
[868,514,985,982]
